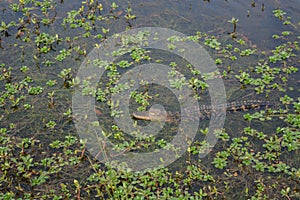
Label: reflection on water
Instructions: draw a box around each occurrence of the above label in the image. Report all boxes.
[129,0,300,49]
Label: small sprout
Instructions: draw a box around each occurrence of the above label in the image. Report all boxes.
[102,28,109,34]
[228,17,239,32]
[281,31,290,36]
[45,120,56,129]
[111,2,119,10]
[28,86,43,95]
[46,80,57,87]
[48,91,55,108]
[215,58,223,65]
[24,104,32,110]
[63,108,72,118]
[20,66,29,73]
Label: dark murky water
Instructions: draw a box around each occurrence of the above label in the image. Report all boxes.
[0,0,299,199]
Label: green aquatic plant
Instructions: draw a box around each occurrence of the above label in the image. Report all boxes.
[228,17,239,33]
[0,0,299,199]
[0,20,16,37]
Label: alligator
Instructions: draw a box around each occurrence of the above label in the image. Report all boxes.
[132,100,269,122]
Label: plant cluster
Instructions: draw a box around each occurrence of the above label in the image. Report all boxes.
[0,1,299,199]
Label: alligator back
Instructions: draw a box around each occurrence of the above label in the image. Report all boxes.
[132,100,270,122]
[203,100,269,112]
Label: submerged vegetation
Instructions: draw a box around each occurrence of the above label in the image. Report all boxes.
[0,1,299,199]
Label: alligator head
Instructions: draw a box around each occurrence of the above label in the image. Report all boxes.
[132,108,172,122]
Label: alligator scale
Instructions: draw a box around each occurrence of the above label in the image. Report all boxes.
[132,100,269,122]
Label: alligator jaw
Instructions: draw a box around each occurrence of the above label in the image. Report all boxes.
[132,111,152,121]
[132,108,169,121]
